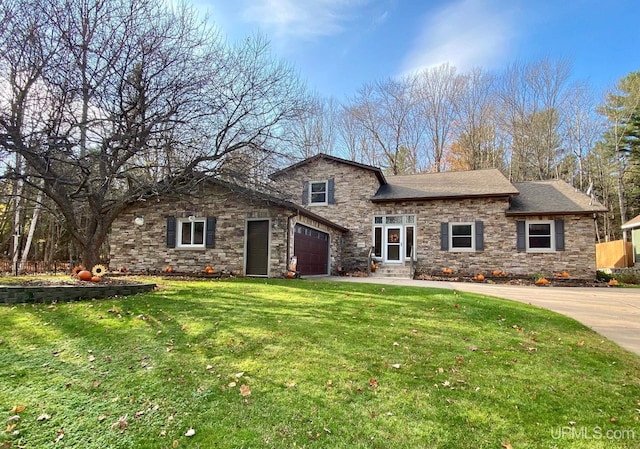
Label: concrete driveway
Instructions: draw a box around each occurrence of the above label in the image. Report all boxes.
[323,276,640,356]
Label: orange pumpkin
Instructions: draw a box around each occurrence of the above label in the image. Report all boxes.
[475,274,485,281]
[165,265,174,273]
[205,266,214,274]
[562,271,570,278]
[535,277,549,285]
[608,279,618,286]
[90,276,101,283]
[492,269,501,276]
[77,270,92,281]
[442,268,453,275]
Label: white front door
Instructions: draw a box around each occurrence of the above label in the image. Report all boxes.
[385,227,402,263]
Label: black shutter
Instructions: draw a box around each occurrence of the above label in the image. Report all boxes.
[440,222,449,251]
[475,220,484,251]
[205,217,216,248]
[302,181,309,205]
[516,220,526,252]
[327,178,335,204]
[167,217,176,248]
[554,219,565,251]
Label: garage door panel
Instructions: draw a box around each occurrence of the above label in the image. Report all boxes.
[294,225,329,275]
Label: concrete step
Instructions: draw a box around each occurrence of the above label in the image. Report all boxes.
[371,264,413,279]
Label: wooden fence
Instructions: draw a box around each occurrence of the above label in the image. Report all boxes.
[596,240,633,269]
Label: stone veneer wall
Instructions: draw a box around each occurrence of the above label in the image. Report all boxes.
[271,158,381,270]
[404,197,598,278]
[273,160,599,278]
[110,183,293,276]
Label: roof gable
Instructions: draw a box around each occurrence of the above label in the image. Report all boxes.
[372,169,518,202]
[507,180,607,216]
[270,153,387,185]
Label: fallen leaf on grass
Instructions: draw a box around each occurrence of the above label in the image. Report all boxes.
[88,355,96,363]
[110,415,128,432]
[501,443,513,449]
[10,405,25,414]
[240,385,251,397]
[369,378,378,388]
[37,413,50,421]
[185,428,195,437]
[54,430,64,443]
[5,424,16,433]
[7,416,19,423]
[391,364,401,369]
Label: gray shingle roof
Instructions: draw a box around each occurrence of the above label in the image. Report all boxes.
[507,180,607,215]
[372,168,519,201]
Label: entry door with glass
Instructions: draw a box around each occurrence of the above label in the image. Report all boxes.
[385,227,402,263]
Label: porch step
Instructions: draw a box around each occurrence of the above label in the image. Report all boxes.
[371,264,413,279]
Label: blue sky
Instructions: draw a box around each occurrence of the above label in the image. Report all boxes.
[194,0,638,100]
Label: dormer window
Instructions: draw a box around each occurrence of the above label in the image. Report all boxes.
[310,181,328,205]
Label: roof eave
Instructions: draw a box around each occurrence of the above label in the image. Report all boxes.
[371,193,515,203]
[505,209,606,217]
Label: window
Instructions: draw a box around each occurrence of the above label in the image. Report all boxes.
[526,220,554,251]
[310,181,328,205]
[450,222,474,251]
[178,217,205,247]
[441,221,484,252]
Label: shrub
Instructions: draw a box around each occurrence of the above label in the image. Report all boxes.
[614,269,640,285]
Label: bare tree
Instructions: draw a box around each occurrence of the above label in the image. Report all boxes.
[414,63,463,172]
[562,82,604,190]
[498,58,572,181]
[449,68,505,171]
[347,77,421,174]
[0,0,308,267]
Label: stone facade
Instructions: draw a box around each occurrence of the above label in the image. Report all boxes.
[111,183,306,276]
[271,157,381,269]
[110,157,601,279]
[271,157,600,278]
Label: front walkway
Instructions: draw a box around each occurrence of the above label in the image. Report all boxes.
[322,276,640,356]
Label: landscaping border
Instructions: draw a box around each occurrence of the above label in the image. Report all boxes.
[0,283,156,304]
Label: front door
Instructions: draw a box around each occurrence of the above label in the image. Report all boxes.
[245,220,269,276]
[385,227,402,263]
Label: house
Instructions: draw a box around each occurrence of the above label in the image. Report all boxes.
[622,214,640,266]
[109,153,607,279]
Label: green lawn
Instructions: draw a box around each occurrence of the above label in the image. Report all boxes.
[1,278,639,448]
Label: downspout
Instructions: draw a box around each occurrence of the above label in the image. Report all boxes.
[286,212,298,268]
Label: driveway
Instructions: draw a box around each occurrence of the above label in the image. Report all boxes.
[322,276,640,356]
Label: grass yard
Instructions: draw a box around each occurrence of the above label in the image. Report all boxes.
[0,277,639,448]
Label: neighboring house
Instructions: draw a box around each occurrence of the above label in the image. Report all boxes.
[110,153,607,278]
[622,214,640,266]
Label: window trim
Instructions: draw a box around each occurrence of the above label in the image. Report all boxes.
[448,222,475,252]
[525,220,555,252]
[309,180,328,206]
[177,217,206,249]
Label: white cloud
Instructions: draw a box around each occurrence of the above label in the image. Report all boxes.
[400,0,520,75]
[240,0,370,40]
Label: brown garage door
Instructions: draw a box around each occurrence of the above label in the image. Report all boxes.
[294,225,329,275]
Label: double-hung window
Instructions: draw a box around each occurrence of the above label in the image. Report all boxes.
[178,217,205,248]
[310,181,328,205]
[526,220,554,251]
[450,222,474,251]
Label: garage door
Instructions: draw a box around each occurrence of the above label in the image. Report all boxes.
[294,225,329,275]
